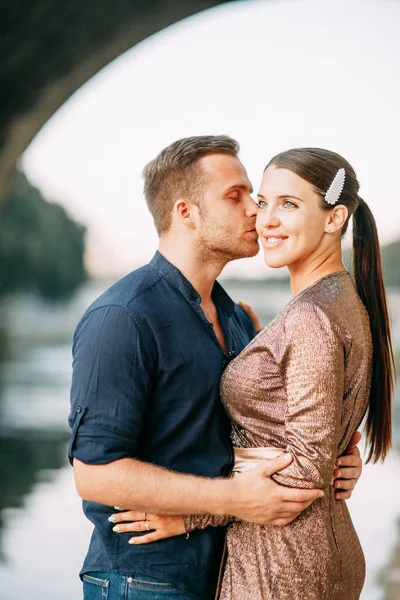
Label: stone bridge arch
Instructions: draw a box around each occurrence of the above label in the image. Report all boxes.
[0,0,232,198]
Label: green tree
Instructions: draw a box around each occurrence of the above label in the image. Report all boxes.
[382,239,400,287]
[0,170,86,300]
[343,240,400,288]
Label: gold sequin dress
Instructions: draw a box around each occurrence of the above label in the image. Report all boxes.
[185,272,372,600]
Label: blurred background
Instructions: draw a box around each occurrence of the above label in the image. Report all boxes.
[0,0,399,598]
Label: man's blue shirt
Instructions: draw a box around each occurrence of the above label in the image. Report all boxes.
[68,252,256,599]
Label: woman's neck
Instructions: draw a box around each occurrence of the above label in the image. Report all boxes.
[289,254,346,297]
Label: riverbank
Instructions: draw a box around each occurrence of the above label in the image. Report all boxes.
[381,520,400,599]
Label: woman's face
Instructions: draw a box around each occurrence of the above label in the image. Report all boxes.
[256,165,331,270]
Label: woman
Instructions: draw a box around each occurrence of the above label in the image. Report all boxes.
[110,148,394,599]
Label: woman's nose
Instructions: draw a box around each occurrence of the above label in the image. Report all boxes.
[267,215,280,227]
[257,208,280,229]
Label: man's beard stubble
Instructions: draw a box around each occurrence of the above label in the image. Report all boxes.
[195,216,260,266]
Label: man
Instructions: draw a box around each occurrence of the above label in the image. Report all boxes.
[69,135,362,600]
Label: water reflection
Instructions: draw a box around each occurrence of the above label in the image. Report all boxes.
[0,286,97,570]
[0,427,69,560]
[0,428,69,510]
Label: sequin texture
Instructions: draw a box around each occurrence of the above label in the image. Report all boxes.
[186,272,372,599]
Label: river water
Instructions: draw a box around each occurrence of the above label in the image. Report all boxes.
[0,280,399,600]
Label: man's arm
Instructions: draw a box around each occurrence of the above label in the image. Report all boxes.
[104,435,363,544]
[70,303,322,527]
[74,453,323,527]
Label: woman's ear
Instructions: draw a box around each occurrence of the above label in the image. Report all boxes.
[325,205,348,233]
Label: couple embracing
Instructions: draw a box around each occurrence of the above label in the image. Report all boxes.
[68,135,394,600]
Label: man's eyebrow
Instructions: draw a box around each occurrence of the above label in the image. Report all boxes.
[224,184,253,195]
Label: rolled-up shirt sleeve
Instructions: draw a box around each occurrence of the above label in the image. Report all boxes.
[68,304,153,465]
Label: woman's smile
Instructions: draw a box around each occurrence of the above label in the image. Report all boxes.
[261,234,288,249]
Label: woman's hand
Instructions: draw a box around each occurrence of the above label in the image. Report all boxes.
[108,510,186,545]
[238,300,262,333]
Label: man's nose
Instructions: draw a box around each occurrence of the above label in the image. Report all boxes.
[244,197,259,218]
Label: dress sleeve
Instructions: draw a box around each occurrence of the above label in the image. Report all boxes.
[271,302,344,489]
[68,304,154,465]
[183,514,234,533]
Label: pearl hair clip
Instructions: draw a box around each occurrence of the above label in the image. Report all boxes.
[325,168,346,205]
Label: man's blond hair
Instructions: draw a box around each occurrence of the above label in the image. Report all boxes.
[143,135,239,234]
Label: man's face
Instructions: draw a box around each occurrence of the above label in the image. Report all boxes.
[194,154,259,262]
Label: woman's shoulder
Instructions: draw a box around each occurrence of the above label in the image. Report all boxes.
[286,272,355,320]
[284,296,334,335]
[283,272,367,350]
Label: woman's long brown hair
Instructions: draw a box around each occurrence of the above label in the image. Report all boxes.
[266,148,394,462]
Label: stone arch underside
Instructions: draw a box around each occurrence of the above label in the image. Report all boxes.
[0,0,233,200]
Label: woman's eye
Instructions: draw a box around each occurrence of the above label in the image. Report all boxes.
[257,200,267,208]
[283,200,297,209]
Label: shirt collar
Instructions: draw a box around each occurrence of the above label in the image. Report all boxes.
[150,251,235,317]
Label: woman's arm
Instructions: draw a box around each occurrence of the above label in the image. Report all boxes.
[183,513,233,532]
[272,302,345,489]
[107,511,233,545]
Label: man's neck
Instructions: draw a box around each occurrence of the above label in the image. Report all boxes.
[158,239,226,303]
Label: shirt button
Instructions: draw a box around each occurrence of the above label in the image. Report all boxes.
[190,291,197,300]
[76,406,82,413]
[127,577,133,583]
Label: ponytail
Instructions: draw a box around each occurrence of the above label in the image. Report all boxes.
[352,198,394,462]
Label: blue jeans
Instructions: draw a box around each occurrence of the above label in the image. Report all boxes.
[82,572,199,600]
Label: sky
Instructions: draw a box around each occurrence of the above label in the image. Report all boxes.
[22,0,400,279]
